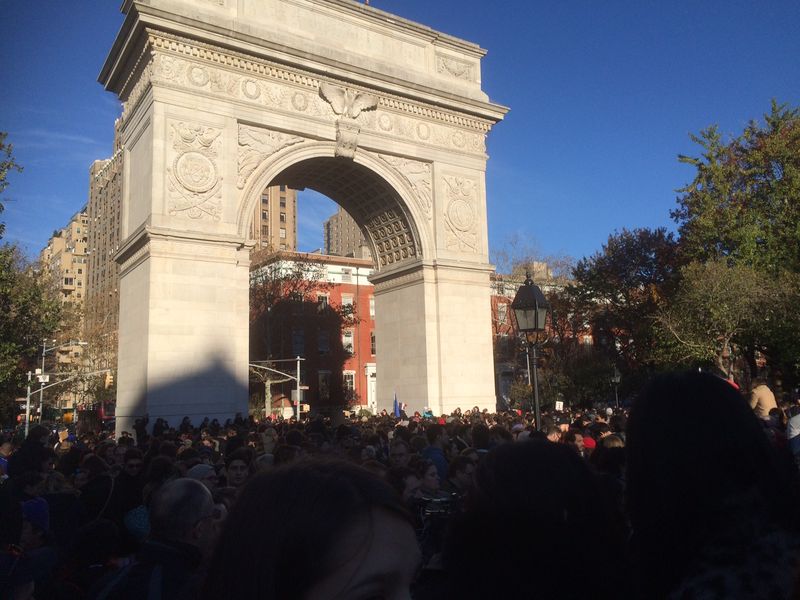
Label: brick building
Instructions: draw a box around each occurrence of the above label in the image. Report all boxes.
[250,251,377,414]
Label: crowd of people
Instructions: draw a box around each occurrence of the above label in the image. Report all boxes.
[1,371,799,599]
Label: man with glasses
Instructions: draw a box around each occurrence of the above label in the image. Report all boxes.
[388,438,412,468]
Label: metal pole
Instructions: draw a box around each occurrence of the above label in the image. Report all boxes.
[614,383,619,409]
[295,356,301,420]
[39,339,46,422]
[524,342,533,418]
[532,343,541,431]
[25,371,32,437]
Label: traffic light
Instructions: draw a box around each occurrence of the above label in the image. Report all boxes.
[104,372,114,389]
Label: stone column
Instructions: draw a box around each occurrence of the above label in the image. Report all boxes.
[372,260,496,416]
[115,227,251,434]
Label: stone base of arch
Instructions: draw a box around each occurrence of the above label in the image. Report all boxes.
[372,260,497,416]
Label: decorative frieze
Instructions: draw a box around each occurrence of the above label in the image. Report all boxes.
[442,176,478,253]
[140,32,490,156]
[167,121,223,221]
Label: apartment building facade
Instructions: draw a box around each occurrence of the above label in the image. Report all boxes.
[250,252,377,414]
[323,206,372,260]
[249,184,298,252]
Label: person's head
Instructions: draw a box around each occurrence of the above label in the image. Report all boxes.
[387,467,422,505]
[459,447,479,466]
[149,478,217,556]
[187,463,218,491]
[201,459,419,600]
[389,438,411,468]
[123,448,145,478]
[449,455,475,489]
[425,424,447,448]
[417,460,439,493]
[626,371,800,597]
[471,423,490,450]
[443,441,627,598]
[544,425,561,443]
[225,448,252,488]
[563,430,584,455]
[20,497,50,551]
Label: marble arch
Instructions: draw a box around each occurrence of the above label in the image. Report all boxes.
[101,0,507,433]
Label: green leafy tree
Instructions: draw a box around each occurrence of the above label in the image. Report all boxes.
[673,101,800,274]
[0,246,63,425]
[0,132,23,240]
[571,227,682,375]
[657,259,771,374]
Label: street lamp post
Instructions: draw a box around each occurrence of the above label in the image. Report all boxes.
[511,270,550,431]
[39,339,88,422]
[611,366,621,409]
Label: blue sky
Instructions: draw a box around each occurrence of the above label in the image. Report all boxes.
[1,0,798,263]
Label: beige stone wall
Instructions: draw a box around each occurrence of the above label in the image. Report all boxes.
[105,0,507,429]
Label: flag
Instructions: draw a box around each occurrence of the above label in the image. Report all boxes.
[393,392,400,418]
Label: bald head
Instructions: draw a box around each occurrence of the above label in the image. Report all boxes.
[149,478,214,543]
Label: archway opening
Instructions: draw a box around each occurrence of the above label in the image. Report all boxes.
[246,156,421,418]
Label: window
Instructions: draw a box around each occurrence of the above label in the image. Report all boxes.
[370,331,376,355]
[342,268,352,283]
[318,371,331,402]
[64,277,74,286]
[497,303,508,324]
[318,330,330,354]
[280,212,286,223]
[262,210,268,220]
[262,196,269,205]
[341,294,353,308]
[262,225,269,236]
[280,228,286,239]
[280,198,286,208]
[343,329,354,354]
[292,328,305,356]
[77,268,82,274]
[280,244,286,250]
[279,184,286,192]
[343,371,355,401]
[317,294,329,309]
[369,296,375,318]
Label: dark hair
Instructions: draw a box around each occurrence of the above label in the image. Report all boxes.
[443,441,628,599]
[471,423,490,450]
[201,458,409,599]
[626,371,800,597]
[449,455,473,477]
[425,424,444,445]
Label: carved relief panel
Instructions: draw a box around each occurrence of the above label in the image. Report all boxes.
[441,175,479,254]
[166,121,223,221]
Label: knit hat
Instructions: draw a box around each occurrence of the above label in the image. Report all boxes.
[22,497,50,533]
[582,436,597,450]
[186,464,215,481]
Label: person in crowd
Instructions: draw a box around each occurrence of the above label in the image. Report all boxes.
[200,459,420,599]
[442,441,629,599]
[91,478,218,599]
[750,378,778,420]
[441,455,474,500]
[626,371,800,599]
[420,424,449,482]
[386,466,423,505]
[388,437,412,469]
[563,429,585,457]
[186,464,218,492]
